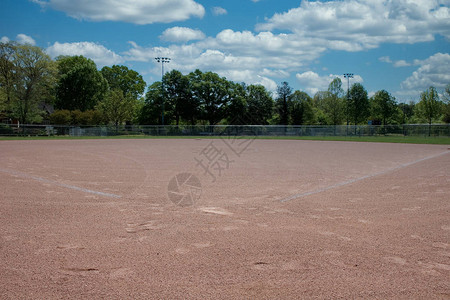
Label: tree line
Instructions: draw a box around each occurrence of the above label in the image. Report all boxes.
[1,42,449,127]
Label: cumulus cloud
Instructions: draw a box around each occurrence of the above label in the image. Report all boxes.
[212,7,227,16]
[256,0,450,51]
[118,1,449,94]
[400,53,450,97]
[160,27,205,42]
[123,40,280,91]
[46,41,123,67]
[379,56,412,67]
[1,34,36,45]
[296,71,363,96]
[33,0,205,24]
[16,34,36,45]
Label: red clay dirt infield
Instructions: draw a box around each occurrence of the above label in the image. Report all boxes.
[0,138,449,299]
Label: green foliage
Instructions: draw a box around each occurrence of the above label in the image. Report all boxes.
[101,65,146,100]
[290,90,315,125]
[97,89,139,126]
[443,84,450,124]
[50,110,72,125]
[246,84,274,125]
[140,82,164,125]
[370,90,397,125]
[50,109,104,125]
[7,44,57,124]
[189,70,231,125]
[163,70,196,125]
[415,86,443,125]
[397,101,415,124]
[349,83,370,125]
[0,42,17,112]
[227,82,247,125]
[276,82,292,125]
[55,55,108,111]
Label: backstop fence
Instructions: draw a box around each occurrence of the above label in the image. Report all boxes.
[1,123,449,138]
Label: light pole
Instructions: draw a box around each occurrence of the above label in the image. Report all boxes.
[155,57,171,125]
[343,73,353,135]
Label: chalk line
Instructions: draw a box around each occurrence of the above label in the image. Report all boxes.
[280,150,449,203]
[0,168,122,199]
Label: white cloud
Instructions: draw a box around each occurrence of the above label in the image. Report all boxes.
[46,41,123,67]
[1,34,36,45]
[379,56,412,67]
[379,56,392,63]
[16,34,36,45]
[160,27,205,43]
[123,40,281,91]
[296,71,363,96]
[400,53,450,97]
[33,0,205,24]
[393,60,411,67]
[256,0,450,51]
[212,7,227,16]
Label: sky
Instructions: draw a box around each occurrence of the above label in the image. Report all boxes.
[1,0,449,102]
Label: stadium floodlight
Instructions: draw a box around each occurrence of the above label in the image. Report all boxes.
[155,57,171,125]
[343,73,354,134]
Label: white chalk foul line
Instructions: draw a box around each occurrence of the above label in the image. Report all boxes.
[0,168,122,199]
[281,150,449,203]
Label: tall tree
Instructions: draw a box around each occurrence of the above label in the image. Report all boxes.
[290,90,315,125]
[101,65,146,100]
[398,101,415,124]
[189,70,231,125]
[0,42,17,112]
[140,82,165,125]
[227,82,248,125]
[276,81,292,125]
[246,84,274,125]
[371,90,397,126]
[443,83,450,124]
[97,89,139,129]
[9,44,57,124]
[163,70,196,125]
[55,55,108,111]
[348,83,370,126]
[416,86,443,135]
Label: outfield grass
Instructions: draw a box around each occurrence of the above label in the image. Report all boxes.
[0,134,449,145]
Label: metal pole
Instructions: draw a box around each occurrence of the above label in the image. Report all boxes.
[343,73,353,136]
[155,57,171,125]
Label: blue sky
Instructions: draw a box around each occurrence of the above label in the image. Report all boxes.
[1,0,449,102]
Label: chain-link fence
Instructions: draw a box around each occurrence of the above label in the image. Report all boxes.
[1,123,449,137]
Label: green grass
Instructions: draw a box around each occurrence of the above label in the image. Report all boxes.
[0,134,449,144]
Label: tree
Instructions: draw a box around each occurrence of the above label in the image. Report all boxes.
[189,70,231,125]
[0,42,17,112]
[97,89,138,129]
[348,83,370,126]
[416,86,443,135]
[163,70,197,125]
[290,90,314,125]
[101,65,146,100]
[246,84,274,125]
[443,84,450,124]
[326,78,345,125]
[55,55,108,111]
[140,82,165,125]
[227,82,248,125]
[276,81,292,125]
[371,90,397,126]
[9,44,57,125]
[397,101,415,124]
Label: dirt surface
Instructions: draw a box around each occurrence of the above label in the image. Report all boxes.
[0,139,449,299]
